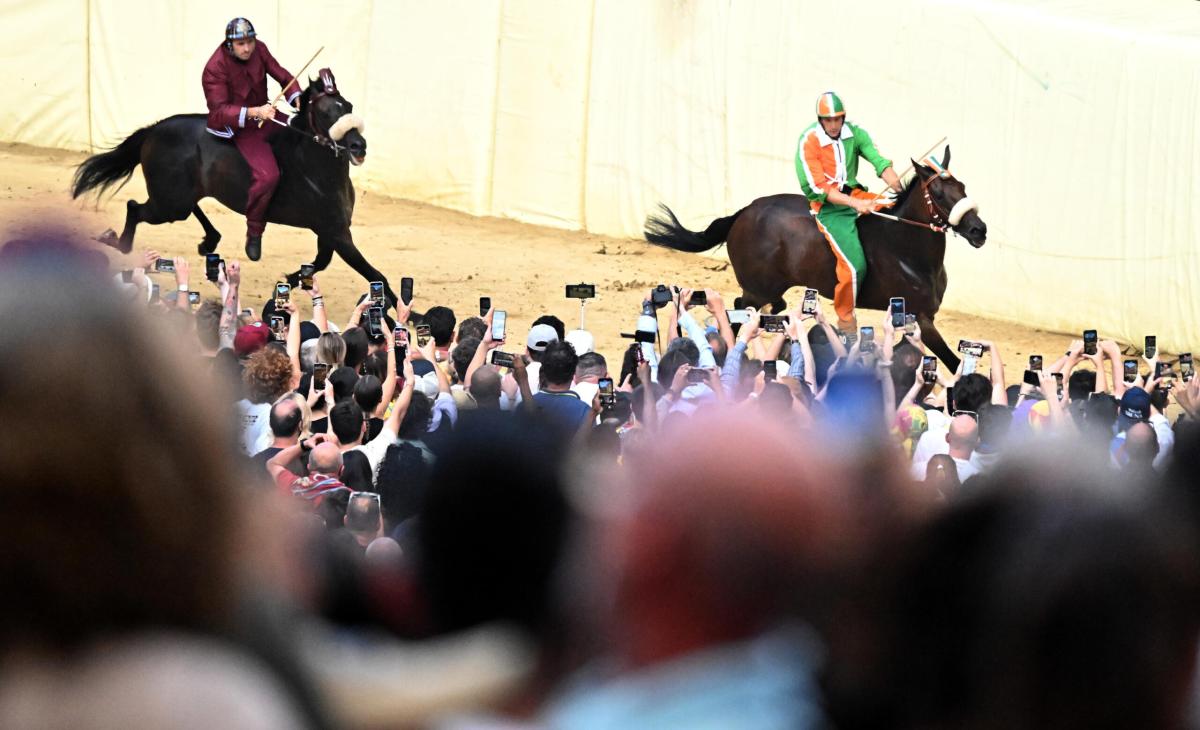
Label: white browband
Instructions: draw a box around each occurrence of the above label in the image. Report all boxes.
[947,196,978,227]
[328,113,365,142]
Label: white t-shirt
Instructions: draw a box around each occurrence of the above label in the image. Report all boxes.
[236,400,272,456]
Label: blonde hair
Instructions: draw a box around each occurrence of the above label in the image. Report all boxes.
[316,332,346,368]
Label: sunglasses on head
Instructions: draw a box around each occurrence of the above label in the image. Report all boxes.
[953,410,979,421]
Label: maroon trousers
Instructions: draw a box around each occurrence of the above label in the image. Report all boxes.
[233,114,283,238]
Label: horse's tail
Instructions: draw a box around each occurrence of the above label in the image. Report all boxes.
[644,203,746,253]
[71,123,154,199]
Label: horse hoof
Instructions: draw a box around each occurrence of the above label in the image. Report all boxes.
[197,239,219,256]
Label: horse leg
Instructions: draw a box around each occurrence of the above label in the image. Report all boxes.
[119,198,189,253]
[331,232,396,306]
[117,200,141,253]
[285,235,337,289]
[194,205,222,255]
[919,314,961,373]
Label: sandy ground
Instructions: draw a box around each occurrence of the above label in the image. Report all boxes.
[1,141,1095,380]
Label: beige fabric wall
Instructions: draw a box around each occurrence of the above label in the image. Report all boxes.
[4,0,1198,349]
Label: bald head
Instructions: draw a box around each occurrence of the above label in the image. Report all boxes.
[308,442,343,475]
[1124,422,1159,466]
[947,414,979,458]
[470,366,502,407]
[269,396,303,439]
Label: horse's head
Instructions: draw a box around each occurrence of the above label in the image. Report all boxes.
[910,146,986,248]
[299,69,367,166]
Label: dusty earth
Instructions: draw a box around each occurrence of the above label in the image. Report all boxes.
[1,141,1091,380]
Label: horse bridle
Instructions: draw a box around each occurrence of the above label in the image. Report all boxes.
[305,71,347,156]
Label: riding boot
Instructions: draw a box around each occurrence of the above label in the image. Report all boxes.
[245,235,262,262]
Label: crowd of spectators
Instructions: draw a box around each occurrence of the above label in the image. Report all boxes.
[3,229,1200,729]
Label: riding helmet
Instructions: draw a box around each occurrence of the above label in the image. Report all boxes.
[815,91,846,119]
[225,17,256,49]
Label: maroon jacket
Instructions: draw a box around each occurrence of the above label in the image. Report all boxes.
[201,40,298,136]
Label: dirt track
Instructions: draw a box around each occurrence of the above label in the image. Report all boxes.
[1,141,1081,377]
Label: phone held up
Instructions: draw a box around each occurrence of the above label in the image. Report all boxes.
[1123,359,1138,383]
[416,323,431,347]
[760,314,787,334]
[393,326,408,369]
[1029,355,1043,371]
[490,350,516,368]
[491,310,507,342]
[922,355,938,384]
[270,316,285,341]
[1145,335,1157,360]
[367,306,384,337]
[566,283,596,300]
[763,361,778,382]
[957,340,985,359]
[479,297,491,318]
[1083,329,1098,356]
[1181,353,1195,382]
[802,288,819,316]
[598,377,616,407]
[205,254,222,283]
[400,277,414,306]
[369,281,385,307]
[1023,369,1042,388]
[686,290,707,308]
[313,362,329,391]
[153,258,175,274]
[889,297,905,328]
[860,326,875,354]
[299,263,315,290]
[274,282,290,309]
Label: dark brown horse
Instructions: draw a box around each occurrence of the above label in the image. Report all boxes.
[71,70,398,305]
[645,147,986,370]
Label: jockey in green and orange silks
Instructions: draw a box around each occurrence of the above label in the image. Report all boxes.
[795,92,903,334]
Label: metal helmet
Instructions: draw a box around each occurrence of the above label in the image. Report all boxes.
[224,17,256,49]
[815,91,846,119]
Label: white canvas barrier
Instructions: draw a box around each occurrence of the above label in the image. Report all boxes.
[3,0,1198,349]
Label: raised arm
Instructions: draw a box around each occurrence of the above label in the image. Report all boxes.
[375,323,397,419]
[308,273,329,333]
[465,308,501,389]
[704,289,735,354]
[284,300,302,384]
[217,260,241,351]
[173,258,192,312]
[978,340,1007,405]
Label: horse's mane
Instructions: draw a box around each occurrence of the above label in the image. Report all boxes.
[890,177,917,209]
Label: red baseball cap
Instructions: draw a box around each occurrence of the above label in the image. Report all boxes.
[234,322,270,356]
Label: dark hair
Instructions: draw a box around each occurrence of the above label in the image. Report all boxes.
[362,352,387,382]
[376,442,430,531]
[269,397,303,438]
[619,344,641,390]
[345,492,381,534]
[976,403,1012,451]
[329,366,359,403]
[531,314,565,342]
[340,450,373,492]
[1068,370,1095,402]
[457,316,487,343]
[342,326,369,370]
[417,413,570,633]
[451,336,481,383]
[953,373,992,413]
[807,325,837,388]
[656,349,690,390]
[398,390,434,439]
[1149,387,1169,414]
[575,352,607,380]
[353,374,383,415]
[539,340,578,387]
[664,337,700,366]
[424,306,457,347]
[330,399,365,445]
[195,299,222,350]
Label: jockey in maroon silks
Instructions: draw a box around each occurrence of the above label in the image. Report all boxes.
[201,18,299,262]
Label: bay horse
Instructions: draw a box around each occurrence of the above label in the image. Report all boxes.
[71,69,397,304]
[645,147,987,370]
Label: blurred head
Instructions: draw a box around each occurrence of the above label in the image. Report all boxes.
[456,316,486,344]
[241,347,294,404]
[376,442,431,532]
[424,306,457,347]
[344,492,382,546]
[307,442,343,476]
[195,300,222,352]
[0,231,246,649]
[1123,422,1159,469]
[925,453,960,490]
[469,366,502,409]
[947,414,979,458]
[759,381,794,419]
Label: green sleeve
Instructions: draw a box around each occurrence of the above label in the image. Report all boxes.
[853,124,892,177]
[795,134,826,204]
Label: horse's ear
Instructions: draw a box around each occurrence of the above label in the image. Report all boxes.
[911,158,930,178]
[942,145,951,170]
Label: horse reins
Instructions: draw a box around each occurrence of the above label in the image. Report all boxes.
[261,70,348,156]
[870,171,954,233]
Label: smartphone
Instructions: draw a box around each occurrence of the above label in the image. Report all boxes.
[299,263,315,290]
[1156,361,1175,389]
[598,377,616,406]
[369,281,385,307]
[240,307,254,319]
[274,282,291,309]
[922,355,938,383]
[399,277,413,306]
[205,253,221,282]
[1123,359,1138,383]
[393,327,408,369]
[860,326,875,354]
[367,306,384,337]
[1181,353,1194,382]
[1029,355,1043,371]
[1023,369,1041,387]
[760,314,786,333]
[566,283,596,300]
[686,290,707,307]
[687,368,711,384]
[1144,335,1157,360]
[1083,329,1097,356]
[479,296,491,317]
[270,315,285,340]
[491,310,507,341]
[957,340,985,358]
[904,313,917,335]
[490,350,515,368]
[119,269,133,283]
[313,363,329,391]
[153,258,175,273]
[763,361,777,382]
[416,323,431,347]
[187,291,200,306]
[889,297,905,328]
[802,288,819,315]
[726,309,751,325]
[1053,372,1064,398]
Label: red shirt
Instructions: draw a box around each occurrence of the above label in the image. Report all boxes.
[201,41,298,135]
